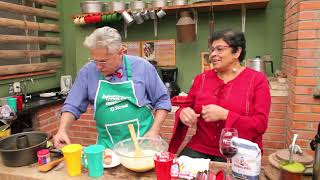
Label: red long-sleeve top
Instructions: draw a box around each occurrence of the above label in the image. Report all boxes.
[168,68,271,157]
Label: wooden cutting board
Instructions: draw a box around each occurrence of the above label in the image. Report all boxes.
[264,164,280,180]
[268,152,313,175]
[275,149,313,165]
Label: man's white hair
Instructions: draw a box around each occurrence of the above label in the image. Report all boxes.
[83,26,122,53]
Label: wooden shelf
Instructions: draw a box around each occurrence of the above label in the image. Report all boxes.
[72,0,269,18]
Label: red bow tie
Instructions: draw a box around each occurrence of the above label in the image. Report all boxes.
[105,69,122,80]
[114,70,122,78]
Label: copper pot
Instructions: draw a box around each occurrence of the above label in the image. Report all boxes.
[176,10,196,43]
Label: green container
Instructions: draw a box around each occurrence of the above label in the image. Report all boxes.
[6,97,17,112]
[82,144,105,178]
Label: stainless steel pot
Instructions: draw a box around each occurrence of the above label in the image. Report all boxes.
[130,0,145,10]
[248,56,274,74]
[152,0,166,8]
[80,1,103,13]
[109,1,126,12]
[173,0,187,5]
[0,131,49,167]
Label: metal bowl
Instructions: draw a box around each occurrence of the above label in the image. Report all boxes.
[113,137,168,172]
[0,131,49,167]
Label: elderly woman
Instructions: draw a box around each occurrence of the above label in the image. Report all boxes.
[169,29,271,162]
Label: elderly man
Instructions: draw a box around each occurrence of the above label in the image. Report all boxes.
[53,26,171,148]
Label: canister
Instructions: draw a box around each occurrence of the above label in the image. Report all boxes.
[37,149,51,165]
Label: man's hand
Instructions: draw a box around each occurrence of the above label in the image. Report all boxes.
[179,107,200,127]
[201,104,229,122]
[53,130,71,148]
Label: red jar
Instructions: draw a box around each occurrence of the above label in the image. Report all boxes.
[37,149,50,165]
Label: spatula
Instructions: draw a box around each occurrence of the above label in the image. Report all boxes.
[38,157,64,172]
[128,124,143,157]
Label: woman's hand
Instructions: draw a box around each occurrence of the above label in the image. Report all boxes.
[179,107,200,127]
[201,104,229,122]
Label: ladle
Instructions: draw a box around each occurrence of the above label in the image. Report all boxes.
[289,134,298,163]
[128,124,143,157]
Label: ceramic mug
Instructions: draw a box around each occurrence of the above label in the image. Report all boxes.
[141,10,150,20]
[149,10,157,20]
[133,12,144,24]
[121,11,134,25]
[82,144,105,178]
[156,9,166,19]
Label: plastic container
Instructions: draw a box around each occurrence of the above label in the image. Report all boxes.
[37,149,51,165]
[0,126,11,138]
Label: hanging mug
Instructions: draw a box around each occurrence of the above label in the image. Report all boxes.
[149,10,157,20]
[121,11,134,26]
[73,16,81,25]
[79,16,86,25]
[141,10,150,20]
[133,11,144,24]
[156,9,166,19]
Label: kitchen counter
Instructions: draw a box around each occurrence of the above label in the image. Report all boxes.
[0,158,270,180]
[17,96,65,116]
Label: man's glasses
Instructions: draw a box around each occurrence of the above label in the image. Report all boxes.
[208,45,231,54]
[89,60,109,65]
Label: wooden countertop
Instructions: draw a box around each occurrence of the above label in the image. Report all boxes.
[0,158,272,180]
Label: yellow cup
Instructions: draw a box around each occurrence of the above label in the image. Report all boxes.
[61,144,82,176]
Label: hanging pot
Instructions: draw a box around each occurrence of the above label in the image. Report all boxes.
[152,0,166,8]
[0,131,49,167]
[173,0,187,5]
[109,1,126,12]
[80,1,104,13]
[130,0,145,11]
[176,10,196,43]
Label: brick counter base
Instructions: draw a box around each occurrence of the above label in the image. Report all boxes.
[33,95,288,165]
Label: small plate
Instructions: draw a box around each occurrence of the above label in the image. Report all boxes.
[40,92,56,98]
[104,151,120,168]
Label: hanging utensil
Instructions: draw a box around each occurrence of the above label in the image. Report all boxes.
[208,0,215,36]
[153,17,158,37]
[128,124,143,157]
[289,134,298,163]
[241,4,246,33]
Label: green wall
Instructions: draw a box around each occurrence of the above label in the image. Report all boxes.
[0,0,283,98]
[60,0,284,92]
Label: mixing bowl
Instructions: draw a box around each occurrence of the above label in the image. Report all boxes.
[113,137,168,172]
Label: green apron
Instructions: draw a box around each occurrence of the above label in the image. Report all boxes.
[94,56,154,148]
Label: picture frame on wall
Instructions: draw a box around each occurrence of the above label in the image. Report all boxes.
[201,52,212,72]
[142,41,156,61]
[141,39,176,67]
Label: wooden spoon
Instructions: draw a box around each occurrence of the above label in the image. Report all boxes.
[128,124,143,157]
[38,157,64,172]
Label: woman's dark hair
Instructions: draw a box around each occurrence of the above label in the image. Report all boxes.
[209,29,246,62]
